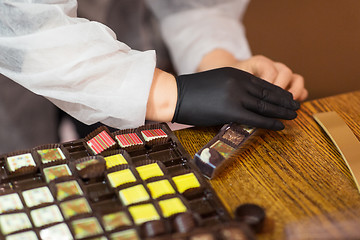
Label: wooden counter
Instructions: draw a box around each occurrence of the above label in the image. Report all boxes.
[174,91,360,239]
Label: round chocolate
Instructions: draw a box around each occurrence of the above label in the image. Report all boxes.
[220,222,256,240]
[76,156,106,179]
[142,219,167,238]
[235,203,266,233]
[173,212,196,233]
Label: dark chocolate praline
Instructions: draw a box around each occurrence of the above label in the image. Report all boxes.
[173,212,196,233]
[235,203,266,233]
[142,219,167,238]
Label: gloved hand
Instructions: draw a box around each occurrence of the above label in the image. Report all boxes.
[171,67,300,130]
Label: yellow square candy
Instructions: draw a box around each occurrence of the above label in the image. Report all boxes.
[147,180,175,199]
[119,185,150,206]
[104,154,127,169]
[128,204,160,225]
[172,173,200,193]
[136,163,164,180]
[107,169,136,188]
[159,198,187,218]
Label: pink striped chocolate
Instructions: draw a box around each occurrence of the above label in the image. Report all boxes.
[87,130,116,154]
[141,129,167,142]
[115,133,143,148]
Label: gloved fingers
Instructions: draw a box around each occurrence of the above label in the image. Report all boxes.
[247,77,300,110]
[242,95,298,120]
[234,110,285,130]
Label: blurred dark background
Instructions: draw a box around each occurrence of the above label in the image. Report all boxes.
[243,0,360,100]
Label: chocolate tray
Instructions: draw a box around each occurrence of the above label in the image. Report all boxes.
[0,123,234,240]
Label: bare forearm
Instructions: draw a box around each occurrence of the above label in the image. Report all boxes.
[197,49,238,72]
[146,68,177,122]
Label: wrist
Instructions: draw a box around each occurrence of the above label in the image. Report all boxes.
[146,68,177,122]
[197,48,238,72]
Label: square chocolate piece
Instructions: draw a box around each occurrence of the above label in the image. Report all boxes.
[22,186,54,208]
[158,197,187,218]
[104,154,128,169]
[7,153,36,172]
[30,205,63,227]
[141,129,167,142]
[55,180,83,201]
[102,211,132,231]
[128,203,160,225]
[87,130,116,154]
[40,223,73,240]
[0,212,32,235]
[60,197,92,219]
[5,230,38,240]
[222,129,245,146]
[71,217,103,239]
[147,179,175,199]
[0,193,24,213]
[107,169,136,188]
[110,229,140,240]
[210,140,235,158]
[172,173,201,194]
[119,184,150,206]
[136,163,164,180]
[43,164,72,183]
[115,133,143,148]
[37,148,66,164]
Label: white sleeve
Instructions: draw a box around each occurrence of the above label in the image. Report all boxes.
[0,0,156,129]
[146,0,252,74]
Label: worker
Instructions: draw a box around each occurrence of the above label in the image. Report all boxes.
[0,0,307,152]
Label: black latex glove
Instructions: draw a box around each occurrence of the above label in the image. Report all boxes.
[171,67,300,130]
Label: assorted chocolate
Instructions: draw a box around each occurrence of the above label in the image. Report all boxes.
[193,123,257,179]
[0,123,241,239]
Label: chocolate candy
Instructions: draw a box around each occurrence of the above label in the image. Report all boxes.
[147,179,176,199]
[0,212,32,235]
[36,147,66,164]
[235,203,266,233]
[104,153,128,169]
[22,186,54,208]
[74,156,106,179]
[42,164,72,183]
[30,204,63,227]
[142,219,167,238]
[102,211,132,231]
[86,129,116,155]
[40,223,73,240]
[107,168,136,188]
[0,193,24,213]
[194,123,257,179]
[173,212,196,233]
[0,123,231,239]
[159,197,187,218]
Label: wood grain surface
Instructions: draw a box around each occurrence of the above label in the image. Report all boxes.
[174,91,360,240]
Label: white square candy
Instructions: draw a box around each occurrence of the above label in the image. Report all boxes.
[22,186,54,208]
[0,212,32,235]
[6,231,38,240]
[0,193,24,213]
[40,223,73,240]
[7,153,36,172]
[30,205,63,227]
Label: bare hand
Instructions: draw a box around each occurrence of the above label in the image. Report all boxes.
[232,55,308,101]
[197,49,308,101]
